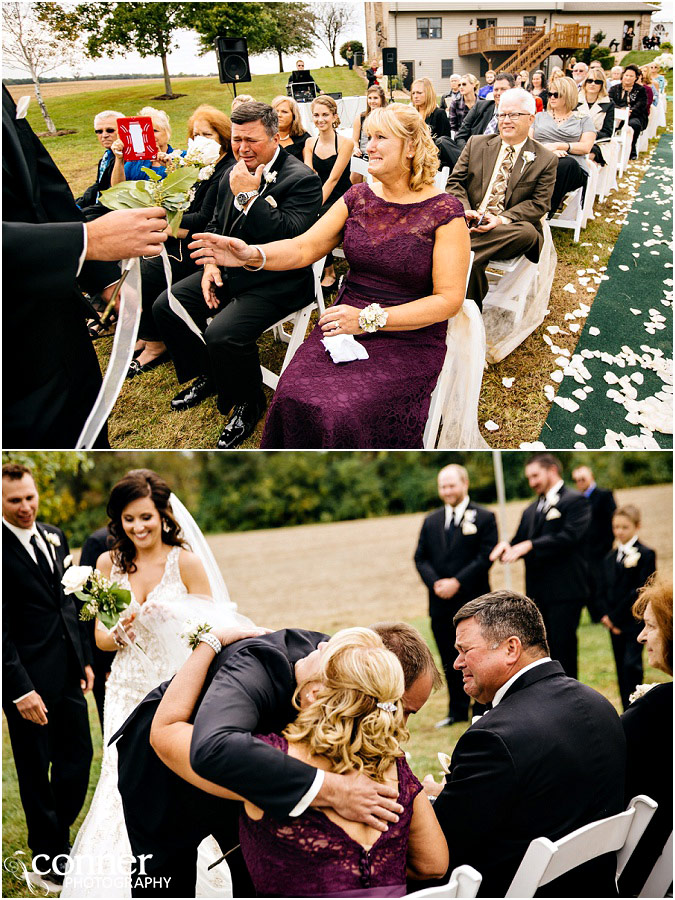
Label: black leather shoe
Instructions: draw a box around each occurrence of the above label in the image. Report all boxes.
[216,392,266,448]
[170,376,215,412]
[127,351,170,379]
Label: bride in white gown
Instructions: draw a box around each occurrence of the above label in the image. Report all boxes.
[61,470,245,899]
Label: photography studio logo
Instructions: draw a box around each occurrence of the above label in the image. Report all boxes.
[3,850,168,893]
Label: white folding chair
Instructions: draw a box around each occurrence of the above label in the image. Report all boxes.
[646,103,659,140]
[505,795,658,898]
[260,256,326,391]
[595,125,621,203]
[656,91,667,129]
[435,166,450,191]
[613,107,634,179]
[639,830,673,898]
[406,865,482,898]
[350,155,371,182]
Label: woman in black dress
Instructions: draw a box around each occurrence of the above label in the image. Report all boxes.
[272,95,310,161]
[303,95,354,289]
[411,77,451,140]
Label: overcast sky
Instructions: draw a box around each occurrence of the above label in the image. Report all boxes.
[3,1,368,80]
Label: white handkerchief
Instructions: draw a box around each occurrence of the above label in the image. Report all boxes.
[16,96,30,119]
[321,334,369,363]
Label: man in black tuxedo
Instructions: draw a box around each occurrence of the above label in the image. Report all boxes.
[414,464,497,727]
[113,622,438,897]
[572,464,617,622]
[76,109,125,219]
[490,453,590,679]
[429,591,626,898]
[153,101,322,449]
[2,85,168,448]
[437,72,515,174]
[2,463,95,888]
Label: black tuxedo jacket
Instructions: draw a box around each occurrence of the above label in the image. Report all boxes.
[599,541,656,629]
[2,85,107,448]
[433,660,626,897]
[454,99,496,150]
[2,522,93,706]
[113,628,328,859]
[205,147,322,304]
[585,486,616,561]
[512,484,591,606]
[414,503,497,617]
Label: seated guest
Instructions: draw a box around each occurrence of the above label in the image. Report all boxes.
[271,95,310,161]
[191,104,470,449]
[437,72,515,174]
[231,94,255,112]
[639,65,655,109]
[519,69,530,90]
[619,578,673,898]
[411,77,451,140]
[365,58,380,88]
[128,104,235,379]
[571,60,588,89]
[440,74,461,114]
[427,590,626,899]
[478,70,495,99]
[352,84,387,165]
[608,64,649,160]
[550,65,565,80]
[529,69,549,110]
[151,627,449,897]
[531,76,596,215]
[608,64,624,88]
[154,102,322,449]
[76,109,125,219]
[447,87,557,308]
[448,74,479,135]
[578,68,615,165]
[649,62,666,95]
[110,107,175,184]
[599,506,656,711]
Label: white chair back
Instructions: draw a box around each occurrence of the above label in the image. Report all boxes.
[434,166,450,191]
[505,795,658,898]
[406,865,482,898]
[350,155,371,181]
[639,830,673,898]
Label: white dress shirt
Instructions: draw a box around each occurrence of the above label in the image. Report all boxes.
[536,478,564,513]
[478,137,528,220]
[616,533,639,561]
[445,495,471,529]
[492,656,552,708]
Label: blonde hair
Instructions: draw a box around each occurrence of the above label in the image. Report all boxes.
[462,73,480,94]
[614,504,641,527]
[411,77,439,120]
[583,67,608,99]
[365,104,440,191]
[231,94,255,111]
[548,76,578,113]
[550,65,565,80]
[271,95,306,137]
[284,627,408,782]
[138,106,171,140]
[311,95,340,128]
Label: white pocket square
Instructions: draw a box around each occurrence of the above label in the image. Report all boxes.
[545,508,562,520]
[265,196,277,208]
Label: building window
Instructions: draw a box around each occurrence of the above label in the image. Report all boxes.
[523,15,536,27]
[441,59,454,78]
[417,17,442,39]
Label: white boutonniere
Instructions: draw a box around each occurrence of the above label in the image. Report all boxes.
[545,508,562,520]
[629,683,657,704]
[462,521,478,535]
[63,554,73,569]
[44,532,61,548]
[521,149,536,172]
[548,493,559,507]
[623,549,641,568]
[437,752,452,775]
[265,196,278,208]
[263,170,277,184]
[464,509,477,522]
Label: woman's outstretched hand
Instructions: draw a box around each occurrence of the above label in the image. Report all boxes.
[189,233,256,268]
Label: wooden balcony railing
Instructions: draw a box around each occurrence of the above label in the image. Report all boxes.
[458,25,545,56]
[500,23,591,72]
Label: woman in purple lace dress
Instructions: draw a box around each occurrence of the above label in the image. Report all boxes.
[152,627,449,897]
[190,104,470,448]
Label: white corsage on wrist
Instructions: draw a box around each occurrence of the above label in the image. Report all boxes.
[358,303,389,333]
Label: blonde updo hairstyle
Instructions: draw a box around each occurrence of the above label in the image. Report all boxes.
[365,104,440,192]
[284,627,408,782]
[311,95,340,129]
[138,106,171,141]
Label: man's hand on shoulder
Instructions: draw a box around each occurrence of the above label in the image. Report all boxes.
[316,771,403,832]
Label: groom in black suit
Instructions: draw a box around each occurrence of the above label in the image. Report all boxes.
[414,464,497,726]
[429,591,626,898]
[572,464,617,622]
[113,623,437,897]
[153,101,323,448]
[490,453,590,679]
[2,463,94,887]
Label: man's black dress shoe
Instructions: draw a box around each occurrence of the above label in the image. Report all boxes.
[170,376,215,411]
[217,392,267,448]
[127,351,170,379]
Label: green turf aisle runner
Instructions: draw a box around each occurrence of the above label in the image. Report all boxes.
[538,133,673,449]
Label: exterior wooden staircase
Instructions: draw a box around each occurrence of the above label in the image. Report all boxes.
[458,23,591,71]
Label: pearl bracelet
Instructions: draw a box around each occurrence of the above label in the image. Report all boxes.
[198,632,222,655]
[242,245,266,272]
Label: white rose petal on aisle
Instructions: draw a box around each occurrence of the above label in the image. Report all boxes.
[61,565,93,595]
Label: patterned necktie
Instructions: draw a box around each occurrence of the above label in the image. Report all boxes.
[484,113,499,135]
[486,145,515,215]
[98,150,112,182]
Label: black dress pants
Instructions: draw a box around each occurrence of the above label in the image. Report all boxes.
[153,271,303,413]
[431,613,470,721]
[538,601,583,680]
[3,679,92,859]
[548,155,588,217]
[611,623,644,711]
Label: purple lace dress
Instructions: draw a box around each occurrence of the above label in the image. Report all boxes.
[260,183,467,448]
[238,733,423,898]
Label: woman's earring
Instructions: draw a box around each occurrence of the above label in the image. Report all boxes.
[162,519,170,533]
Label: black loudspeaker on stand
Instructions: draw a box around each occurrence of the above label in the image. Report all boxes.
[382,47,397,76]
[215,36,251,96]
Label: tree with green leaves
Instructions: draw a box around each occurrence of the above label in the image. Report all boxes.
[2,451,93,527]
[264,3,317,73]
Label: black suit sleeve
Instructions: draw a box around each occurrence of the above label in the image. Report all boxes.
[429,108,451,139]
[190,645,320,818]
[414,517,440,589]
[180,178,220,237]
[3,221,84,297]
[2,590,35,700]
[529,495,591,559]
[511,507,532,546]
[455,512,497,587]
[243,170,322,242]
[597,104,615,142]
[455,103,488,149]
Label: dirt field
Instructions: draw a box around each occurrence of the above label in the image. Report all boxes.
[206,483,673,633]
[5,77,206,101]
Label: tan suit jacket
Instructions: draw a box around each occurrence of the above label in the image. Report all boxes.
[447,134,558,261]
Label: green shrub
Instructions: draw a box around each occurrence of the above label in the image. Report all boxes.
[339,40,364,62]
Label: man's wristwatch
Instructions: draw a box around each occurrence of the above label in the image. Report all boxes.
[235,189,259,207]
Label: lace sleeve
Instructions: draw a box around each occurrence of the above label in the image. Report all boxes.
[396,756,423,806]
[253,732,289,752]
[435,192,469,225]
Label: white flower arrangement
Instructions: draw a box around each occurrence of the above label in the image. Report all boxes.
[44,532,61,548]
[623,549,641,568]
[63,554,73,569]
[358,303,389,333]
[197,164,215,182]
[629,683,658,704]
[184,135,221,167]
[545,508,562,520]
[462,522,478,535]
[62,565,93,595]
[263,169,278,184]
[653,53,673,70]
[464,509,477,522]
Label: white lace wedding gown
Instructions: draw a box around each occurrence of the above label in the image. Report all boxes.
[62,547,234,898]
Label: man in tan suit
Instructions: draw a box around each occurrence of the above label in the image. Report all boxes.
[447,88,558,307]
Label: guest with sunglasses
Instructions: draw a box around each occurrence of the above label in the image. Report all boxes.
[448,74,479,134]
[76,110,125,220]
[531,76,596,216]
[578,68,615,166]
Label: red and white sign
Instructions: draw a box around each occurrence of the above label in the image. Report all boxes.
[116,117,158,161]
